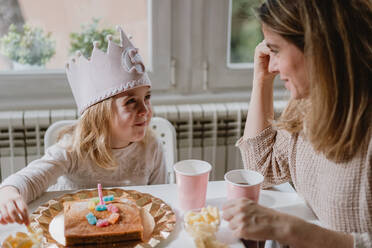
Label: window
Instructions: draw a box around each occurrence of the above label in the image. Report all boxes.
[0,0,171,111]
[202,0,284,92]
[201,0,258,91]
[228,0,263,67]
[0,0,150,71]
[0,0,286,111]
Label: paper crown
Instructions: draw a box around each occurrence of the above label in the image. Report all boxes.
[66,26,151,114]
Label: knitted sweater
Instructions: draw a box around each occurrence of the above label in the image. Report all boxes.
[1,134,167,204]
[237,127,372,248]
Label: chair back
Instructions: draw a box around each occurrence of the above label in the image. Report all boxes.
[149,117,177,183]
[44,119,77,151]
[43,117,177,183]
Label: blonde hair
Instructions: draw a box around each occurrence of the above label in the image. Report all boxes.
[58,98,153,169]
[257,0,372,161]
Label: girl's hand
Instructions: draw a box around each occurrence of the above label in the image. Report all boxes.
[253,40,277,86]
[222,198,290,243]
[0,186,29,225]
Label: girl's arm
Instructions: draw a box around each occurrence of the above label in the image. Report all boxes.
[0,144,71,225]
[0,144,71,203]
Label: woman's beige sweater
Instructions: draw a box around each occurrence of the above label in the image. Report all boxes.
[237,127,371,248]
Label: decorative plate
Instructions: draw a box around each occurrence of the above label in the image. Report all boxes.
[29,188,176,247]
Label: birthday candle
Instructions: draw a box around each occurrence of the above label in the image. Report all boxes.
[98,183,105,206]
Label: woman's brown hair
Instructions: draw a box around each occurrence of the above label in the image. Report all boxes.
[257,0,372,161]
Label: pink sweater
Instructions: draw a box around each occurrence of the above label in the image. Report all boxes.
[237,127,371,248]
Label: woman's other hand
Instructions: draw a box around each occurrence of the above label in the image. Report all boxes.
[0,186,29,225]
[222,198,290,243]
[253,40,277,86]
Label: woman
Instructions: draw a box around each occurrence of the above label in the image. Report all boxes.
[223,0,372,247]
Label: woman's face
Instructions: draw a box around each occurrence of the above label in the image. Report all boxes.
[110,86,152,148]
[262,25,310,99]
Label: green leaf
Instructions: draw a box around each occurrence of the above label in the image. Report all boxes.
[69,18,119,58]
[0,23,56,65]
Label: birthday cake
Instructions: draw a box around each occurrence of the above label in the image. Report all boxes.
[63,186,144,246]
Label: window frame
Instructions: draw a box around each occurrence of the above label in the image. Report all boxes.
[226,0,255,69]
[0,0,288,112]
[199,0,285,92]
[197,0,255,92]
[0,0,172,110]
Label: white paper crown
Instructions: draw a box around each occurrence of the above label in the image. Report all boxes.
[66,26,151,114]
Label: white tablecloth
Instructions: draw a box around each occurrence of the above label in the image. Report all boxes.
[0,181,318,247]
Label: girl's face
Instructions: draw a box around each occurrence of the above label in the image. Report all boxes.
[262,25,310,99]
[110,86,152,148]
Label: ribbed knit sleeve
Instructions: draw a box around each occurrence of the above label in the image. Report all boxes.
[236,126,292,188]
[353,233,372,248]
[0,144,71,203]
[236,122,372,248]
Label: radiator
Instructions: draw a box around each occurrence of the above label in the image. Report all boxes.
[0,102,287,183]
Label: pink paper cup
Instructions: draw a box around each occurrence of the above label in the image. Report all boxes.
[224,169,264,202]
[173,160,212,211]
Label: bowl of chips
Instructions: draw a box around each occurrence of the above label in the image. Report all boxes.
[2,226,43,248]
[183,206,228,248]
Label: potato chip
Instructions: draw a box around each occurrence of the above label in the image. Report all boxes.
[2,226,42,248]
[184,206,228,248]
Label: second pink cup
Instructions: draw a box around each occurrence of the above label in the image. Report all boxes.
[225,169,264,202]
[173,159,212,211]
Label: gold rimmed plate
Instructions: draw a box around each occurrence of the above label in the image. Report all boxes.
[29,188,176,247]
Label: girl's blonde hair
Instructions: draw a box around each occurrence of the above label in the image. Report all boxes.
[257,0,372,162]
[58,97,153,169]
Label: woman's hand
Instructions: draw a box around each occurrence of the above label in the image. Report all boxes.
[223,198,355,248]
[253,40,277,86]
[222,198,291,243]
[0,186,29,225]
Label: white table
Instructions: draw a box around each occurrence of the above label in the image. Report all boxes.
[0,181,318,247]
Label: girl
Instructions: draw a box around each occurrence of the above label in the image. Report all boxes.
[0,27,166,226]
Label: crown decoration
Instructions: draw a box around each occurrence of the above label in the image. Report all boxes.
[66,26,151,114]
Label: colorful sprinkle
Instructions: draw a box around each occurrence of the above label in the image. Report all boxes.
[86,212,94,219]
[91,197,100,204]
[107,204,119,213]
[88,201,96,211]
[95,204,107,211]
[108,213,120,224]
[86,212,97,225]
[103,195,114,202]
[96,219,109,227]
